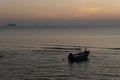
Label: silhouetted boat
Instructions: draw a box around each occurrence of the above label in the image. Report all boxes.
[8,24,16,26]
[68,47,90,62]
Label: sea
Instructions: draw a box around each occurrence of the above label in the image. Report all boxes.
[0,25,120,80]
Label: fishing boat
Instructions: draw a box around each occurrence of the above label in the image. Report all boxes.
[68,47,90,62]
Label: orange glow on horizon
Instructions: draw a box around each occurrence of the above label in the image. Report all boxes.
[1,0,120,20]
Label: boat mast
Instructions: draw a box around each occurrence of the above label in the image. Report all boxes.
[85,47,87,51]
[79,46,81,53]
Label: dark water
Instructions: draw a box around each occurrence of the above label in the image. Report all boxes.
[0,25,120,80]
[0,49,120,80]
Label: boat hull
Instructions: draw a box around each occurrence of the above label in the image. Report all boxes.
[68,51,90,62]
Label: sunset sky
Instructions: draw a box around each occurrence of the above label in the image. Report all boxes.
[0,0,120,25]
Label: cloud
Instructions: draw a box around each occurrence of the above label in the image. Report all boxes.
[77,7,103,15]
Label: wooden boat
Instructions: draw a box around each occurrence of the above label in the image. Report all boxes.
[68,47,90,62]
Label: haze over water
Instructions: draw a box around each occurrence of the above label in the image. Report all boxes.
[0,0,120,80]
[0,25,120,80]
[0,25,120,50]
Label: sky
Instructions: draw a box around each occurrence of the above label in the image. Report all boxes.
[0,0,120,25]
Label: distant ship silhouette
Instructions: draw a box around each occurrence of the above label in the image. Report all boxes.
[8,24,16,26]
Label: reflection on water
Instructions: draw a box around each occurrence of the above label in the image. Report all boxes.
[0,49,120,80]
[0,26,120,80]
[1,25,120,50]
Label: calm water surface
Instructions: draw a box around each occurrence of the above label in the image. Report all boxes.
[0,26,120,80]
